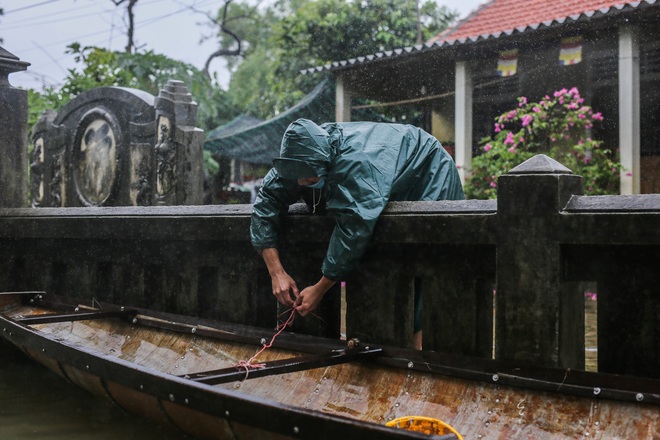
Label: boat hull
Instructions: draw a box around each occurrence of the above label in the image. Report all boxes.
[1,293,658,439]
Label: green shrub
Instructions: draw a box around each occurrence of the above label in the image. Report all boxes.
[466,88,621,199]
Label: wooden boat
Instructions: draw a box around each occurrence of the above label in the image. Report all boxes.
[0,291,658,439]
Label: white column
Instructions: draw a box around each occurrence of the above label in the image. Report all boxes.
[619,25,641,195]
[335,74,351,123]
[455,61,473,183]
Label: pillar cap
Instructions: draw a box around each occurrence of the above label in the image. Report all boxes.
[508,154,573,175]
[0,47,30,87]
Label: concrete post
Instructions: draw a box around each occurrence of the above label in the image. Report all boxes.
[455,61,473,184]
[335,74,351,123]
[618,25,640,195]
[496,155,584,367]
[0,47,30,207]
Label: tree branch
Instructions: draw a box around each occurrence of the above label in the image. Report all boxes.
[189,0,247,81]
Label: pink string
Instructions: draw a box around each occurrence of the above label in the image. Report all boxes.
[236,308,296,380]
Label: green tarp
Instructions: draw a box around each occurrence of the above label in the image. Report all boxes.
[205,81,389,165]
[204,82,336,165]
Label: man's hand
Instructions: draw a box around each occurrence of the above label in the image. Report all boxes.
[294,276,336,317]
[260,248,299,308]
[271,270,299,308]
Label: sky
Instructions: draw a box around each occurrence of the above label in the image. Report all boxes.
[1,0,485,92]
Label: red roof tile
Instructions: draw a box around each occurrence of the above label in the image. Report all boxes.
[431,0,648,43]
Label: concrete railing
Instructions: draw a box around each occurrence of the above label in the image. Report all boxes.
[0,154,658,379]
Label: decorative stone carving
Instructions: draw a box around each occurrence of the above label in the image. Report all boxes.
[29,81,203,207]
[155,116,175,204]
[73,108,120,206]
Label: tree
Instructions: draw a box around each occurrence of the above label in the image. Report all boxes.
[29,44,236,133]
[192,0,265,80]
[227,0,458,118]
[466,88,621,199]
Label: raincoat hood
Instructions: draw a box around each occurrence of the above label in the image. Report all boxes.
[273,119,331,179]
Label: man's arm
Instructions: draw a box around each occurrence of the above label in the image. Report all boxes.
[260,247,299,308]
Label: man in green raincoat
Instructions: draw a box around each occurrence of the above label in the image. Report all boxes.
[251,119,464,345]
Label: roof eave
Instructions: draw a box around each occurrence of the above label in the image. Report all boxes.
[300,0,659,76]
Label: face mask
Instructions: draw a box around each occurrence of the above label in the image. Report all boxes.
[305,177,326,189]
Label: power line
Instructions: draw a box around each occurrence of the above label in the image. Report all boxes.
[7,0,227,89]
[2,0,162,30]
[3,0,63,15]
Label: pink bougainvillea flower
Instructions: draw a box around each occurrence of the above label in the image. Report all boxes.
[506,110,517,120]
[532,106,541,113]
[507,146,516,153]
[568,102,578,109]
[592,112,603,121]
[484,143,492,151]
[578,113,586,119]
[490,181,497,188]
[504,132,515,145]
[521,114,533,127]
[626,172,632,176]
[518,96,528,107]
[494,124,501,133]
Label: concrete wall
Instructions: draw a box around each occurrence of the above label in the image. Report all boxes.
[0,154,658,379]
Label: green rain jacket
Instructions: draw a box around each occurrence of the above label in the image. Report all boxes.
[251,119,464,280]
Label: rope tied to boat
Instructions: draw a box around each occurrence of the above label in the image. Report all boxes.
[236,308,296,380]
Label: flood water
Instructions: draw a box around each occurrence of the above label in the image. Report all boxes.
[0,340,189,439]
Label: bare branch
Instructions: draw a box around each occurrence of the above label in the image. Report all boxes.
[110,0,138,53]
[188,0,246,80]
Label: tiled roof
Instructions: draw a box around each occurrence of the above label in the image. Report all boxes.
[430,0,653,44]
[301,0,658,75]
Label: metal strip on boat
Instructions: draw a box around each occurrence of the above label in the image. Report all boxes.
[182,347,383,385]
[15,309,138,325]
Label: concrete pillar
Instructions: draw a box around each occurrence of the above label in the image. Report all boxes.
[0,47,30,207]
[154,80,204,205]
[619,25,641,195]
[335,74,351,123]
[496,155,584,367]
[455,61,473,184]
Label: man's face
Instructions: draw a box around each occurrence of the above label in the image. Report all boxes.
[297,177,321,186]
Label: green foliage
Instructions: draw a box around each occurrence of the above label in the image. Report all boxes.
[229,0,458,119]
[29,44,236,133]
[203,150,220,176]
[466,88,621,199]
